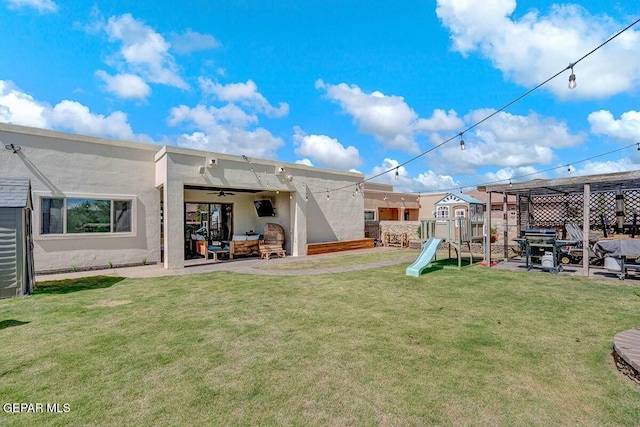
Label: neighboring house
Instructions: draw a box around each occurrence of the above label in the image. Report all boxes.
[0,178,34,298]
[0,123,363,272]
[363,183,421,221]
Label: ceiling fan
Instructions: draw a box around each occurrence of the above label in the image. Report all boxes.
[208,190,235,197]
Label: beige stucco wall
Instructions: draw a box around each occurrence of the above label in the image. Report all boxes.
[1,123,364,271]
[0,124,160,272]
[155,146,364,267]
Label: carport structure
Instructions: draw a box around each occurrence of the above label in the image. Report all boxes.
[478,170,640,277]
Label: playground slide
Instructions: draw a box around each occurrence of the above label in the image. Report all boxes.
[405,237,443,277]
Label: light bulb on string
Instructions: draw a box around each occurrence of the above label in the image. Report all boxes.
[394,167,399,180]
[568,64,577,89]
[459,133,466,151]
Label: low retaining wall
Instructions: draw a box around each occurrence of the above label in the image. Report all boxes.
[307,238,375,255]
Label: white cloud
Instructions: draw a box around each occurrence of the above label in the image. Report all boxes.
[370,158,459,192]
[0,80,48,127]
[96,71,151,100]
[316,80,421,153]
[436,0,640,99]
[588,110,640,141]
[169,104,257,128]
[292,127,362,170]
[483,165,543,183]
[573,159,639,176]
[199,78,289,117]
[168,104,284,159]
[105,14,189,89]
[45,100,143,141]
[439,109,584,172]
[316,80,471,153]
[169,29,221,54]
[415,109,464,132]
[295,158,314,167]
[0,79,150,142]
[6,0,57,13]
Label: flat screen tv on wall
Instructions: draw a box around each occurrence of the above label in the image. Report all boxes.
[254,199,276,217]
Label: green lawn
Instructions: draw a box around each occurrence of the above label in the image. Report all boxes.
[1,262,639,426]
[264,248,422,270]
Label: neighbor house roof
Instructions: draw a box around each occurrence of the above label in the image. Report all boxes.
[435,192,483,205]
[0,178,31,208]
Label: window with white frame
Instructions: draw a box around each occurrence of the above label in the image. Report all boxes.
[436,206,449,219]
[455,209,466,218]
[41,197,133,235]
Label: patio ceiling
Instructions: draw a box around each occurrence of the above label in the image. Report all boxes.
[478,169,640,196]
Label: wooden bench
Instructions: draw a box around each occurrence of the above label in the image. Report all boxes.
[306,238,375,255]
[384,232,408,248]
[260,244,286,259]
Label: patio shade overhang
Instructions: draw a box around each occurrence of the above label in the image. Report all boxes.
[478,169,640,196]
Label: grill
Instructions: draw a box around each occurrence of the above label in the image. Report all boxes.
[514,229,578,274]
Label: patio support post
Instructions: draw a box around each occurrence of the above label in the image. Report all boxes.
[503,191,508,261]
[163,180,185,269]
[486,191,492,266]
[582,183,590,277]
[290,191,307,256]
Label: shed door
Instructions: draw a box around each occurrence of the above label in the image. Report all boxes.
[0,208,18,290]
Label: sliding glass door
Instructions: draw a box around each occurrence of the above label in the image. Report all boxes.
[184,202,233,259]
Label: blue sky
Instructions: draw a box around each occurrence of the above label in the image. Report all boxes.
[1,0,639,193]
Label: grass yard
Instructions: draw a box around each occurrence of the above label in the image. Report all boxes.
[264,248,478,271]
[264,248,422,270]
[1,262,640,426]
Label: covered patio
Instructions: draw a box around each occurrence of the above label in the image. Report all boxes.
[479,170,640,277]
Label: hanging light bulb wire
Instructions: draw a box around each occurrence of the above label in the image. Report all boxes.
[311,16,640,197]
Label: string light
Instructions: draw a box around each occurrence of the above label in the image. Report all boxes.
[394,167,399,180]
[509,179,513,188]
[568,63,577,89]
[383,194,388,201]
[304,17,640,200]
[567,165,572,174]
[326,189,330,200]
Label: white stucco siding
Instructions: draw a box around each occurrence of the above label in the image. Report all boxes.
[0,124,160,272]
[305,174,364,244]
[2,124,364,271]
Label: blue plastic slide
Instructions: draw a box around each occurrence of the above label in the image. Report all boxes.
[405,237,443,277]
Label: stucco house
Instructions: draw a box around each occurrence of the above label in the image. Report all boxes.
[0,123,364,272]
